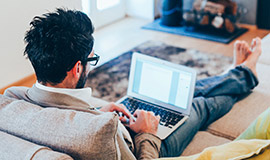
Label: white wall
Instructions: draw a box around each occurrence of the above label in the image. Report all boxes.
[126,0,155,20]
[0,0,82,88]
[86,0,126,28]
[234,0,257,25]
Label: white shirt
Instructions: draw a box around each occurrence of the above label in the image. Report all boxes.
[35,82,93,105]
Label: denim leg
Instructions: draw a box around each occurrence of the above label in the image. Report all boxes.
[159,65,258,157]
[160,95,237,157]
[194,65,258,98]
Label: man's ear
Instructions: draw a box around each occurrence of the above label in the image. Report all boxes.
[71,61,83,78]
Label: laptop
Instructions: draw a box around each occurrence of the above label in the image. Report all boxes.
[116,52,197,139]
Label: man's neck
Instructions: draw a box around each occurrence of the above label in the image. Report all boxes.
[40,79,76,89]
[44,83,74,89]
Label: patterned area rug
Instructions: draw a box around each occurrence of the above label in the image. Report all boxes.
[86,41,233,102]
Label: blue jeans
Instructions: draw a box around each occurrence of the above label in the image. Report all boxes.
[160,65,259,157]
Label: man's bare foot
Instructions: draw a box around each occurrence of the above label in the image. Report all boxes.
[243,37,262,77]
[221,41,251,75]
[233,40,251,67]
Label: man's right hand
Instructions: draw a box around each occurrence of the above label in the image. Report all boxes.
[129,110,160,135]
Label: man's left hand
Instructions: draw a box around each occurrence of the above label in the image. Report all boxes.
[100,102,131,123]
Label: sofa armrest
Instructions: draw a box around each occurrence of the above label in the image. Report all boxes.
[0,131,72,160]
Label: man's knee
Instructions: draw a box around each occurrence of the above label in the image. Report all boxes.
[192,96,236,128]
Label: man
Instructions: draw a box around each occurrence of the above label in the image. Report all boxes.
[4,8,262,159]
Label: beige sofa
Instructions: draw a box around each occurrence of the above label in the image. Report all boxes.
[0,35,270,159]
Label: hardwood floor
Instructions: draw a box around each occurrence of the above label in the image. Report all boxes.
[94,17,268,59]
[0,17,268,94]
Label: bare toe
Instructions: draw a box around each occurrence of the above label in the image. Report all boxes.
[243,42,250,58]
[253,37,262,56]
[251,38,257,51]
[233,41,250,66]
[243,38,262,77]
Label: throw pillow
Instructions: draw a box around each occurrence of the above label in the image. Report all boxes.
[0,95,119,160]
[157,139,270,160]
[236,108,270,140]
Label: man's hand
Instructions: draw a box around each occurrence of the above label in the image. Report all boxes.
[100,102,131,123]
[129,110,160,135]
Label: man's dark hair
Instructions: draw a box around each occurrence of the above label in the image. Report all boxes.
[24,8,94,85]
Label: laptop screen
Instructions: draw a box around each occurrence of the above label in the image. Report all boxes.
[131,56,194,111]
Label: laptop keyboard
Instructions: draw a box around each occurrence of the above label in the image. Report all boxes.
[120,97,185,129]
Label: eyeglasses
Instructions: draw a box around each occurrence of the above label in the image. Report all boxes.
[85,53,100,66]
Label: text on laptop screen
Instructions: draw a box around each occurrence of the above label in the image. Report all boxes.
[132,59,192,110]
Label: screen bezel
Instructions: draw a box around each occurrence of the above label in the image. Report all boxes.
[127,52,197,115]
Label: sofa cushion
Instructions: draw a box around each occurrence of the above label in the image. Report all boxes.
[207,63,270,140]
[0,130,72,160]
[181,131,231,156]
[0,95,120,160]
